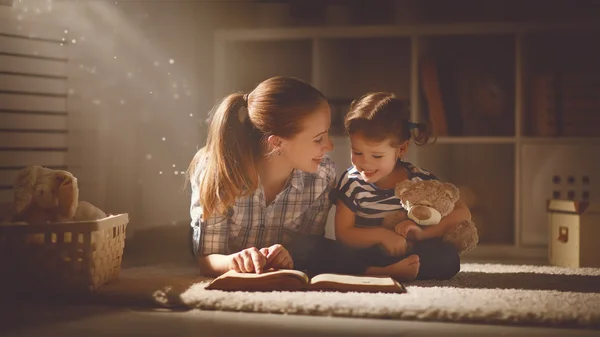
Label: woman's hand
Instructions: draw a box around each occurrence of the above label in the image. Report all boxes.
[395,220,424,241]
[260,244,293,270]
[229,247,267,274]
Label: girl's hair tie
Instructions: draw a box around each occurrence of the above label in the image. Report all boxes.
[407,121,419,130]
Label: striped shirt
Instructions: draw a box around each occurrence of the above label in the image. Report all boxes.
[335,161,437,227]
[190,155,336,256]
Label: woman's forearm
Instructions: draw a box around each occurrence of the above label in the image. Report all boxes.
[420,200,472,240]
[197,253,233,277]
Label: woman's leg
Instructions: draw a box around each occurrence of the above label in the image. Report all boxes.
[411,238,460,280]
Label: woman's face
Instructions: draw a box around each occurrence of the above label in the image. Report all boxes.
[282,101,334,173]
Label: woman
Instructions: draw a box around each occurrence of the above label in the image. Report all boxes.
[187,76,335,277]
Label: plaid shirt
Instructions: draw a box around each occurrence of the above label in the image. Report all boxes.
[190,155,336,256]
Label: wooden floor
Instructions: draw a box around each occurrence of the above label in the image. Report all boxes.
[3,303,600,337]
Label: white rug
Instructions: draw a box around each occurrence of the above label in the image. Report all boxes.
[180,263,600,328]
[36,262,600,329]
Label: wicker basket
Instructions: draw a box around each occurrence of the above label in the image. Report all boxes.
[0,214,128,293]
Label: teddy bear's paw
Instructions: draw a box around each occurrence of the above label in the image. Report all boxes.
[443,220,479,254]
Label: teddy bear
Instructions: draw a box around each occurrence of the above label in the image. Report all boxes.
[7,165,106,224]
[382,179,479,254]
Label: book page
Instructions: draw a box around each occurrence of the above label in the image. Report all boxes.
[308,273,405,293]
[310,274,397,286]
[216,269,309,282]
[205,269,310,291]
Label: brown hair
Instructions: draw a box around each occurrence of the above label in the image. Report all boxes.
[344,92,434,146]
[187,76,326,219]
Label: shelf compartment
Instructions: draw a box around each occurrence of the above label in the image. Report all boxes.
[413,143,515,245]
[319,37,411,99]
[523,31,600,138]
[318,37,411,134]
[519,143,600,246]
[218,39,313,96]
[419,34,516,137]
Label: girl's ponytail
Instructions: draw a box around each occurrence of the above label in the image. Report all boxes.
[410,120,435,146]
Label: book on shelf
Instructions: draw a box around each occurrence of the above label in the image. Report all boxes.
[559,72,600,137]
[205,269,407,293]
[530,73,559,137]
[420,57,449,136]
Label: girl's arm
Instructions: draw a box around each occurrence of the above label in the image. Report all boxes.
[418,199,472,240]
[335,200,391,248]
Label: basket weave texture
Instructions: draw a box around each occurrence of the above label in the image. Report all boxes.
[0,214,128,293]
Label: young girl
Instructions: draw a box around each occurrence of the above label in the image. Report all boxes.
[187,76,335,277]
[334,92,471,281]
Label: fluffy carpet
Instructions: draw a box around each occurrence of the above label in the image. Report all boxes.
[34,262,600,329]
[181,263,600,328]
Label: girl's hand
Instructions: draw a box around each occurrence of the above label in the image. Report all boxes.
[379,232,408,256]
[230,247,266,274]
[260,244,294,270]
[395,220,424,241]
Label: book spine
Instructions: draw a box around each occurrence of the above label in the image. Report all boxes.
[530,73,559,137]
[559,72,600,137]
[420,57,448,136]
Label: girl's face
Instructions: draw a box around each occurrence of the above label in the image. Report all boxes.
[349,132,407,186]
[282,101,334,173]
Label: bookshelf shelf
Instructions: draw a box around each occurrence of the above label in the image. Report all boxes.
[214,21,600,258]
[435,137,516,144]
[521,137,600,145]
[216,21,600,41]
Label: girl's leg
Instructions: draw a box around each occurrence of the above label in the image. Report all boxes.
[360,244,420,281]
[285,235,369,277]
[285,235,419,281]
[412,238,460,280]
[364,255,420,281]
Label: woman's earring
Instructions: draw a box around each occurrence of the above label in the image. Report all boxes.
[277,150,281,156]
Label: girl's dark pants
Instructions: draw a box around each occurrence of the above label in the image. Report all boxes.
[285,235,460,280]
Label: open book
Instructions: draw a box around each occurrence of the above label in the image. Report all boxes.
[205,269,406,293]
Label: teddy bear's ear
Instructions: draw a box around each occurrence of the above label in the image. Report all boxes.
[13,165,42,215]
[443,182,460,201]
[395,179,413,197]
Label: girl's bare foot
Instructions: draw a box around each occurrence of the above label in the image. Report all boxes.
[364,254,420,282]
[389,254,420,281]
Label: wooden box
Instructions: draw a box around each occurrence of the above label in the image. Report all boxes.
[547,200,600,268]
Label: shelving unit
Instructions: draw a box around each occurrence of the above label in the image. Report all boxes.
[213,21,600,258]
